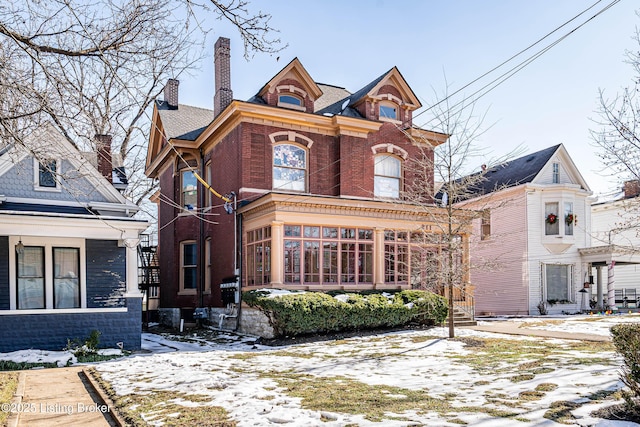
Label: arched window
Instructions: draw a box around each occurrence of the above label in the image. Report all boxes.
[278,94,303,107]
[374,154,401,198]
[273,144,307,192]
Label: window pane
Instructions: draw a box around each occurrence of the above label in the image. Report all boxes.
[54,248,80,308]
[182,171,197,209]
[273,167,305,191]
[17,247,45,309]
[375,176,400,198]
[564,202,573,236]
[380,105,397,119]
[184,267,197,289]
[545,202,559,235]
[304,241,320,283]
[279,95,302,106]
[273,145,306,168]
[284,240,301,283]
[546,264,569,301]
[375,156,400,177]
[183,243,197,265]
[39,160,57,188]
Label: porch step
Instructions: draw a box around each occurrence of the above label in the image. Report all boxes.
[448,309,477,327]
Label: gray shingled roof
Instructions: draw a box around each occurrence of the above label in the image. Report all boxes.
[440,144,562,202]
[314,84,352,112]
[156,100,216,141]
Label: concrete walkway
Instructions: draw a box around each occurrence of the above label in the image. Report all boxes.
[461,321,612,342]
[7,366,120,427]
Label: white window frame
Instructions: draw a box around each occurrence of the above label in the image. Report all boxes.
[552,162,560,184]
[277,94,305,111]
[33,158,61,192]
[543,263,573,303]
[374,154,402,198]
[8,236,86,310]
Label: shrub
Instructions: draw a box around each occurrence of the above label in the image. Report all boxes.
[611,323,640,412]
[242,289,447,337]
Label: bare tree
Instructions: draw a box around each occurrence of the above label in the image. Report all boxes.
[591,17,640,189]
[0,0,284,218]
[402,90,521,338]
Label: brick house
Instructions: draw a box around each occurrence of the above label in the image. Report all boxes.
[0,124,148,351]
[146,38,472,330]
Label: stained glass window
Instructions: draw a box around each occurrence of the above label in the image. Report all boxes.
[273,144,306,191]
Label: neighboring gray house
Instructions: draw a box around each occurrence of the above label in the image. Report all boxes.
[0,124,148,352]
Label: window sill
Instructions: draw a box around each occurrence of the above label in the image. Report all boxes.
[34,186,62,193]
[177,290,197,296]
[0,307,127,315]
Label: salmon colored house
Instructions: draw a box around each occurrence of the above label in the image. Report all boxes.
[145,38,474,330]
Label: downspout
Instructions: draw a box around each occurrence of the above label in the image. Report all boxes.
[198,150,205,309]
[234,195,242,331]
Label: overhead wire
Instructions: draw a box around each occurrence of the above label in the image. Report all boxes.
[414,0,621,128]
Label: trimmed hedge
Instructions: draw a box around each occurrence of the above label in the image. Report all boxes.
[611,323,640,411]
[242,289,448,337]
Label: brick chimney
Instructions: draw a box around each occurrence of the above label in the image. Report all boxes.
[95,134,113,183]
[623,179,640,199]
[164,79,179,109]
[214,37,233,117]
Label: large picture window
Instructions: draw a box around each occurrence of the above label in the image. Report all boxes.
[283,225,373,285]
[545,264,571,303]
[273,144,306,192]
[374,155,401,198]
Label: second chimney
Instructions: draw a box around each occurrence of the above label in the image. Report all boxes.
[623,179,640,199]
[164,79,179,109]
[214,37,233,117]
[95,134,113,183]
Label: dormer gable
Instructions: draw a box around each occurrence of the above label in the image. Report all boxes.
[349,67,421,126]
[256,58,323,113]
[532,144,590,191]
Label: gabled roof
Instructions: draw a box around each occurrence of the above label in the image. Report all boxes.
[317,66,422,117]
[155,100,216,141]
[471,144,562,195]
[256,58,323,101]
[0,123,138,214]
[447,144,591,202]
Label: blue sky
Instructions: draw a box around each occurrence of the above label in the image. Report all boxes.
[179,0,639,196]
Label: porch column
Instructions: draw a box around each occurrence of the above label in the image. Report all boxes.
[123,238,143,297]
[374,228,385,287]
[596,266,604,310]
[607,261,616,310]
[270,221,284,286]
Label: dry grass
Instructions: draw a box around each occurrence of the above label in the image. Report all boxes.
[0,373,19,426]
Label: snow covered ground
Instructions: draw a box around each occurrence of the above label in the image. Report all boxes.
[3,314,640,426]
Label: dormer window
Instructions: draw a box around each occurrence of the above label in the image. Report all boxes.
[379,103,399,121]
[279,94,302,106]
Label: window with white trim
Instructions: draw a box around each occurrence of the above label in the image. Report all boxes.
[544,202,559,235]
[564,202,574,236]
[273,144,307,192]
[552,162,560,184]
[374,154,401,198]
[180,241,197,293]
[545,263,572,303]
[13,238,83,310]
[35,158,60,190]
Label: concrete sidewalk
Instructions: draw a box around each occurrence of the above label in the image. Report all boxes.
[7,366,121,427]
[461,321,612,342]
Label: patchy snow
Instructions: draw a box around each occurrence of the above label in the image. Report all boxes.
[2,314,640,426]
